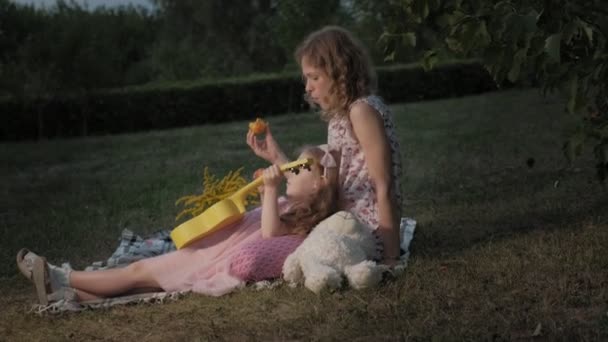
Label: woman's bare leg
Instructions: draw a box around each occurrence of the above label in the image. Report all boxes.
[73,288,102,301]
[69,261,160,298]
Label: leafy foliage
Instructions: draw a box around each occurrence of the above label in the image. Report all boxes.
[175,167,259,221]
[151,0,284,79]
[0,61,496,140]
[0,0,159,97]
[269,0,346,65]
[377,0,608,181]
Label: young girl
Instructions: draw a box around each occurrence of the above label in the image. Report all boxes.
[247,26,404,266]
[17,146,339,304]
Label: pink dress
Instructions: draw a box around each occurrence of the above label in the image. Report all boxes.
[139,199,301,296]
[327,95,403,230]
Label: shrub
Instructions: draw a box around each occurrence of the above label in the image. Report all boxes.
[0,60,497,141]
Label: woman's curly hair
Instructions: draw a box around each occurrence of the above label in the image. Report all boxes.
[295,26,377,121]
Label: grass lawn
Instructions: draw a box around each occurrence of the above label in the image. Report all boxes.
[1,88,607,340]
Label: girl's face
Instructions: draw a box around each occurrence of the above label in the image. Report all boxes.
[301,55,333,111]
[285,152,322,200]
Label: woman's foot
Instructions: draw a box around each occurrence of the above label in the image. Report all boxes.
[16,249,51,305]
[16,249,71,305]
[16,248,39,279]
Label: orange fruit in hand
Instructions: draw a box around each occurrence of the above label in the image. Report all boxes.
[249,118,267,135]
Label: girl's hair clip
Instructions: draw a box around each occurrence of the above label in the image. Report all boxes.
[319,149,337,177]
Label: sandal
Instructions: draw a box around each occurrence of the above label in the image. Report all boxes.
[16,248,39,280]
[16,248,51,305]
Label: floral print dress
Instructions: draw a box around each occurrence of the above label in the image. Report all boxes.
[327,95,404,230]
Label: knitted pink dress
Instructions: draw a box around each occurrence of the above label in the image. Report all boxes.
[138,199,303,296]
[327,95,404,230]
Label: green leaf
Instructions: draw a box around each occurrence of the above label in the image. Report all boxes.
[580,20,594,43]
[476,20,492,49]
[445,37,463,53]
[457,20,489,54]
[504,13,524,43]
[566,75,579,113]
[444,0,463,9]
[487,10,508,36]
[566,85,588,115]
[563,141,576,163]
[378,32,390,45]
[507,49,527,83]
[420,0,430,19]
[401,32,417,48]
[469,0,483,14]
[412,0,430,21]
[545,33,562,63]
[529,36,546,57]
[384,50,396,62]
[562,21,578,44]
[521,11,538,32]
[563,130,586,163]
[428,0,441,11]
[435,14,454,28]
[422,50,439,71]
[446,11,466,26]
[379,32,397,61]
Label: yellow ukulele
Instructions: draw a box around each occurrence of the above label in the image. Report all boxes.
[171,158,313,249]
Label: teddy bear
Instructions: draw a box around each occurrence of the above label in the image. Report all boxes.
[282,211,389,294]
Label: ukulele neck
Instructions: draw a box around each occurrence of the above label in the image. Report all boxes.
[229,158,313,211]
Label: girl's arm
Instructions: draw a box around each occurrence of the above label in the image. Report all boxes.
[349,102,401,265]
[260,165,290,238]
[253,168,265,204]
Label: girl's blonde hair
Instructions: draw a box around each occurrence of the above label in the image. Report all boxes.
[279,145,339,236]
[295,26,377,121]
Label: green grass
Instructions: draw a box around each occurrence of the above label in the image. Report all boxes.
[1,89,607,340]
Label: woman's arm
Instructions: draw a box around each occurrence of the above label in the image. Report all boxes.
[349,102,401,265]
[246,125,289,165]
[260,165,290,238]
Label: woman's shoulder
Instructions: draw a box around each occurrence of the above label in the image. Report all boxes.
[351,94,386,104]
[349,95,389,117]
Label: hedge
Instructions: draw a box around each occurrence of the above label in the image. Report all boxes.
[0,60,497,141]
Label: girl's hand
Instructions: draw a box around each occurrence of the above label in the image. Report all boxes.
[253,168,265,195]
[262,164,284,189]
[246,125,287,164]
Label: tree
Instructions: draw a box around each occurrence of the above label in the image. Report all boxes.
[270,0,345,68]
[378,0,608,181]
[151,0,284,79]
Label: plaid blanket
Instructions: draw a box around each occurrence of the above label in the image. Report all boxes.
[84,229,176,271]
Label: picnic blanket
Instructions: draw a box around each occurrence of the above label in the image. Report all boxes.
[31,218,416,315]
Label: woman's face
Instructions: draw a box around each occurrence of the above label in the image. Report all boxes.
[301,55,333,111]
[285,152,322,200]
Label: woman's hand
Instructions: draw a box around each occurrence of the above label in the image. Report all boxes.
[381,257,400,268]
[246,125,288,164]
